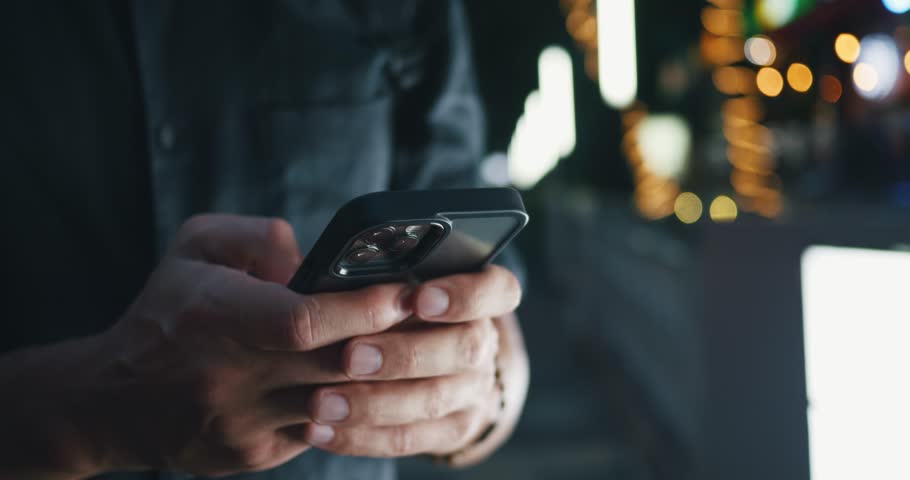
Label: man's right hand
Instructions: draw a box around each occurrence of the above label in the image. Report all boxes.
[0,214,413,479]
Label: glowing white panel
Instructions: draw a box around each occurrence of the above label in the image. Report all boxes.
[854,34,900,100]
[801,246,910,480]
[636,114,691,180]
[597,0,638,109]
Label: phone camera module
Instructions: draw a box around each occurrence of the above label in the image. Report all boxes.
[336,222,446,276]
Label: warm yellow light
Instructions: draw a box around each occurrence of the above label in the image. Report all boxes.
[756,67,784,97]
[905,50,910,75]
[674,192,703,224]
[853,62,880,93]
[835,33,861,63]
[787,63,814,93]
[713,66,755,95]
[745,36,777,66]
[820,75,843,103]
[701,7,743,37]
[709,195,739,222]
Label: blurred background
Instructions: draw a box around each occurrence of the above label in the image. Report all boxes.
[400,0,910,479]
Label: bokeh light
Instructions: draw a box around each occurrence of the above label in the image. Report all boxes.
[508,46,576,189]
[820,75,843,103]
[757,67,785,97]
[597,0,638,109]
[787,63,814,92]
[674,192,703,224]
[702,7,743,37]
[904,50,910,75]
[835,33,862,64]
[756,0,800,30]
[883,0,910,14]
[709,196,739,223]
[636,114,692,180]
[713,66,756,95]
[745,36,777,66]
[853,63,880,94]
[853,34,900,100]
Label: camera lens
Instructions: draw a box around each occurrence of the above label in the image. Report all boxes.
[361,226,398,245]
[346,245,382,264]
[389,234,420,253]
[404,224,430,237]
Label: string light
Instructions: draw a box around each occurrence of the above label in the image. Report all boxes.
[853,63,880,94]
[820,75,843,103]
[854,34,900,100]
[787,63,814,93]
[704,0,782,219]
[757,67,785,97]
[745,36,777,66]
[674,192,704,224]
[835,34,862,64]
[709,196,739,223]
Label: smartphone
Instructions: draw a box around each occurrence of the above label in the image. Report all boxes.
[287,188,528,294]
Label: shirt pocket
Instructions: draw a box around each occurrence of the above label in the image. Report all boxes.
[264,96,394,251]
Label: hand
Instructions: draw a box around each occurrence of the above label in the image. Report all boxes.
[301,265,530,464]
[15,214,416,477]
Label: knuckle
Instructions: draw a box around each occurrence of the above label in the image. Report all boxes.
[390,425,414,456]
[423,378,447,420]
[291,297,321,350]
[460,322,487,369]
[361,287,395,331]
[402,342,423,373]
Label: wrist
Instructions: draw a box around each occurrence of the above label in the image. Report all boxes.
[0,333,120,478]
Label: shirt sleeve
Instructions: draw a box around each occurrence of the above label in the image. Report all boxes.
[389,0,527,288]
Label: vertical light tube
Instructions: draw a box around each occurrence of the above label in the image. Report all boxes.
[597,0,638,109]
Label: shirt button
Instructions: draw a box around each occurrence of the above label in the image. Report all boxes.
[157,123,177,150]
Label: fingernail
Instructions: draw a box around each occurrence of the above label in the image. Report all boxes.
[349,344,383,376]
[308,424,335,445]
[316,393,350,422]
[417,286,449,318]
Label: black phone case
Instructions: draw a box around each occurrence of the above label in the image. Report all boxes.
[287,188,528,294]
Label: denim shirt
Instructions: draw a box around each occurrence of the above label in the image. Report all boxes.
[0,1,498,479]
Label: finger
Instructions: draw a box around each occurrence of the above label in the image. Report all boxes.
[309,371,494,427]
[342,319,498,380]
[303,409,487,458]
[413,265,522,323]
[171,214,302,283]
[260,344,349,389]
[186,264,412,351]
